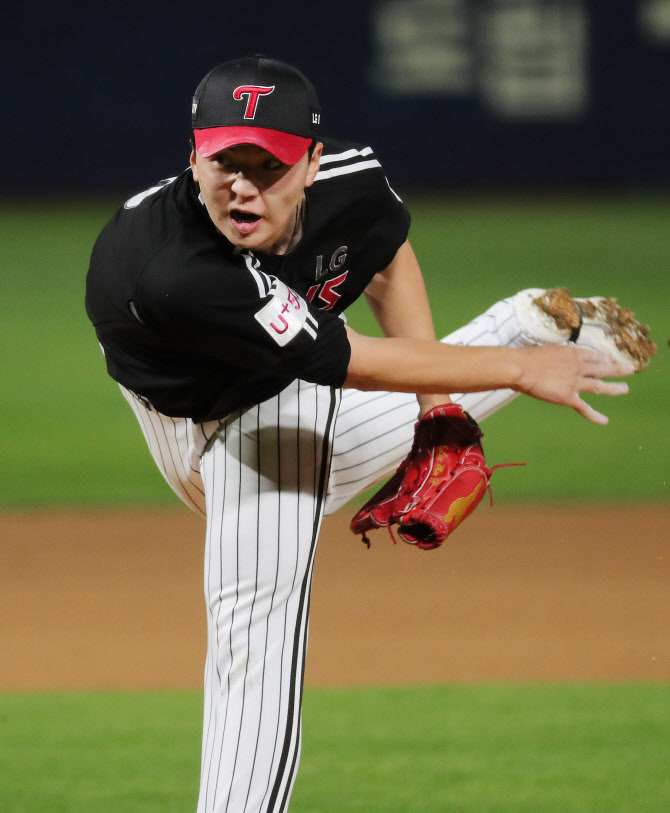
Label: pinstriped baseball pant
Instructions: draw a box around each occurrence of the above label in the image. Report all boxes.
[119,294,534,813]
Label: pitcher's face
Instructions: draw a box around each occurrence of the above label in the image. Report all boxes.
[190,142,322,254]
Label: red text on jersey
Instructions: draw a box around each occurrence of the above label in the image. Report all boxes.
[306,271,349,311]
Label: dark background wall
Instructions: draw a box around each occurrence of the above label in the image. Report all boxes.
[6,0,670,194]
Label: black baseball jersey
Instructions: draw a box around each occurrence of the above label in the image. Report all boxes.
[85,138,411,422]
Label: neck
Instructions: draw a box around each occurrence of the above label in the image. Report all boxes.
[273,194,305,256]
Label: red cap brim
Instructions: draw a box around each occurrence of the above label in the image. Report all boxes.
[194,126,312,165]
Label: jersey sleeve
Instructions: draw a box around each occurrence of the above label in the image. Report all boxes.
[372,175,411,271]
[307,139,412,306]
[135,251,351,389]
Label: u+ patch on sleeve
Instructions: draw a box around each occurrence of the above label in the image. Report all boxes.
[255,279,318,347]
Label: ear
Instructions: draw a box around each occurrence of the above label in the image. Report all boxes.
[190,148,199,182]
[304,141,323,188]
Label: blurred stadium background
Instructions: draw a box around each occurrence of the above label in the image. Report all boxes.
[2,3,669,811]
[8,0,670,193]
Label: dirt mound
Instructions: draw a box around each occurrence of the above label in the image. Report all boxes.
[1,504,668,690]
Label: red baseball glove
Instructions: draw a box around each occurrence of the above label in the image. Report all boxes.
[350,403,516,550]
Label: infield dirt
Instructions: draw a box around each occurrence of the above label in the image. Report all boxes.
[1,504,668,690]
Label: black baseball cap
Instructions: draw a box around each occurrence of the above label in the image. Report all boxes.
[192,55,321,165]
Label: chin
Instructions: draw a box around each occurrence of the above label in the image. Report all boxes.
[236,235,271,252]
[220,228,258,250]
[220,223,267,251]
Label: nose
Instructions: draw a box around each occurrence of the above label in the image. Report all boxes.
[230,171,259,197]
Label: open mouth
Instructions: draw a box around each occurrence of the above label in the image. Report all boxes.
[229,209,263,237]
[231,209,261,224]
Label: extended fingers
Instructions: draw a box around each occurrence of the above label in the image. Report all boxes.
[578,378,630,396]
[515,345,636,422]
[567,349,635,424]
[572,396,609,425]
[575,349,635,379]
[571,352,635,423]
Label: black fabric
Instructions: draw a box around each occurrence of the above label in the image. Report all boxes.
[192,55,321,139]
[85,137,411,422]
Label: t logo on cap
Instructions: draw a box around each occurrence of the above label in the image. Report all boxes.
[233,85,275,119]
[192,56,321,165]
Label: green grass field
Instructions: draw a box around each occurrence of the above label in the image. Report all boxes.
[1,194,668,506]
[1,685,669,812]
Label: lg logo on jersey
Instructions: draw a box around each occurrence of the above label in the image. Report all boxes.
[307,247,348,311]
[233,85,275,119]
[314,246,347,280]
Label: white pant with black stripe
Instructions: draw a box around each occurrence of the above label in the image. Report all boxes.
[119,294,540,813]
